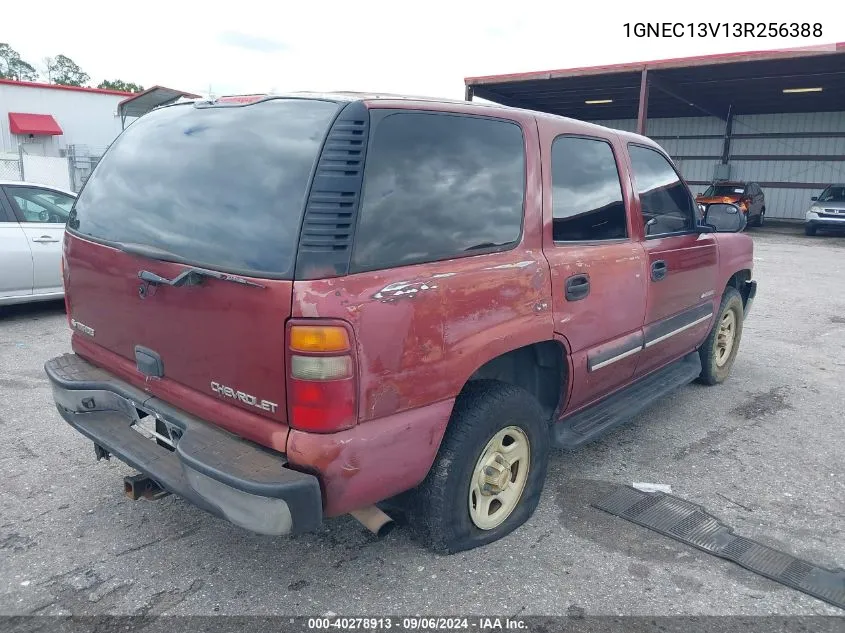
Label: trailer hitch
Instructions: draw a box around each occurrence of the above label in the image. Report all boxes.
[123,473,170,501]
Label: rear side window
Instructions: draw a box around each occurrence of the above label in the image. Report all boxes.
[628,144,695,236]
[351,112,525,271]
[70,99,341,278]
[551,136,627,241]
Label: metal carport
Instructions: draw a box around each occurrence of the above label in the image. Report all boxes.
[465,42,845,221]
[118,86,201,129]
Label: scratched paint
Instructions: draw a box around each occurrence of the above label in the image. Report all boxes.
[372,280,439,302]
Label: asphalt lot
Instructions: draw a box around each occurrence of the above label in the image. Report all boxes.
[1,224,843,617]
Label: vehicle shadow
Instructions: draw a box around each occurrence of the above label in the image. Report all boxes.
[0,299,66,322]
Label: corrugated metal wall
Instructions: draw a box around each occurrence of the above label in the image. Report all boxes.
[590,112,845,220]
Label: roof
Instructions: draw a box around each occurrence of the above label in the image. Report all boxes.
[8,112,63,135]
[465,42,845,120]
[118,86,202,120]
[0,78,132,97]
[0,180,77,196]
[161,91,645,143]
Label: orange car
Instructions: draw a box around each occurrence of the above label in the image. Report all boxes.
[696,182,765,227]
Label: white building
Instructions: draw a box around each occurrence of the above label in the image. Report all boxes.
[0,79,197,190]
[0,79,129,158]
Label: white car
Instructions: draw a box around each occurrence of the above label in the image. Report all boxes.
[0,181,76,306]
[805,184,845,236]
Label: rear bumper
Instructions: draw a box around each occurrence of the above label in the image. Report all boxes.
[45,354,322,536]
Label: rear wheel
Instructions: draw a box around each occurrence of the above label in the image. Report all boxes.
[411,380,549,554]
[698,287,744,385]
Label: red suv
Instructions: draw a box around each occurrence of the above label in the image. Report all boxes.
[47,94,757,553]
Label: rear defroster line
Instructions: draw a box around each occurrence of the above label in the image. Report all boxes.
[594,486,845,611]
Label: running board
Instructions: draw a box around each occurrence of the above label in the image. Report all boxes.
[554,352,702,450]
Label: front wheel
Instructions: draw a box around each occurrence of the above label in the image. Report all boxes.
[698,287,744,385]
[411,380,549,554]
[805,224,817,236]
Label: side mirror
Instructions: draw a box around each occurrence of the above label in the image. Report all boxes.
[811,196,818,201]
[702,203,746,233]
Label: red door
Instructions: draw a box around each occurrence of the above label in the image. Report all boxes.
[542,131,648,415]
[624,143,718,377]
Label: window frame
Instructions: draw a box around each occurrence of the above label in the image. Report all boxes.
[3,185,75,225]
[0,187,17,223]
[627,142,698,240]
[349,108,528,273]
[550,133,631,247]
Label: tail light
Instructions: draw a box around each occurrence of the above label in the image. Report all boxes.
[738,197,751,213]
[287,323,357,433]
[61,249,72,327]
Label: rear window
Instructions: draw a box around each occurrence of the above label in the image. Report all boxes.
[70,99,341,278]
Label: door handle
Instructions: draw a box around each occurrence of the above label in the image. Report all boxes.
[565,274,590,301]
[651,260,668,281]
[32,236,60,243]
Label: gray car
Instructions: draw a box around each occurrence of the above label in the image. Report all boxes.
[805,184,845,236]
[0,181,76,306]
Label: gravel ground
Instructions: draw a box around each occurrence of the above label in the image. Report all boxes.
[1,224,843,617]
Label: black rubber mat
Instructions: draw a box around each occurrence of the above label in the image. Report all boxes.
[594,486,845,610]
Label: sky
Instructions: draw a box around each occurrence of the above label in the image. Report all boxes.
[3,0,843,99]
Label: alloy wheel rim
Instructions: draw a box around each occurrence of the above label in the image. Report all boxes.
[715,309,737,367]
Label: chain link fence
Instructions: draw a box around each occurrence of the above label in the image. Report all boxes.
[0,158,22,181]
[67,145,106,192]
[0,145,107,192]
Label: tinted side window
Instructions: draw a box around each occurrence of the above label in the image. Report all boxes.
[551,136,627,241]
[628,145,695,236]
[7,186,72,223]
[352,112,525,271]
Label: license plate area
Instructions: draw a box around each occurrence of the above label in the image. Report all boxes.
[130,406,182,452]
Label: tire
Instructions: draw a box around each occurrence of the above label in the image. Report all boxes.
[410,380,550,554]
[698,287,744,385]
[757,209,765,227]
[805,224,817,236]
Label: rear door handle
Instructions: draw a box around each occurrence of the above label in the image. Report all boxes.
[565,274,590,301]
[32,236,60,243]
[651,260,668,281]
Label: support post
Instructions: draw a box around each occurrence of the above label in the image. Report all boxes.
[721,105,734,164]
[636,68,649,136]
[18,144,25,181]
[464,85,474,102]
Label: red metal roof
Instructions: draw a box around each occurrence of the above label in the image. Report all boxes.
[464,41,845,120]
[465,41,845,86]
[8,112,63,136]
[0,78,132,97]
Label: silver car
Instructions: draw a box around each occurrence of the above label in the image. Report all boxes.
[805,184,845,236]
[0,181,76,306]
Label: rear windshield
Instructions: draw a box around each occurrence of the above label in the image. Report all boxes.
[703,184,745,196]
[69,98,341,278]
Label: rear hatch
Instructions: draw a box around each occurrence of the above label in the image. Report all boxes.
[64,97,343,430]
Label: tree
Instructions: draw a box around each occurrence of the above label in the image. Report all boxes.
[97,79,144,93]
[46,54,89,87]
[0,43,38,81]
